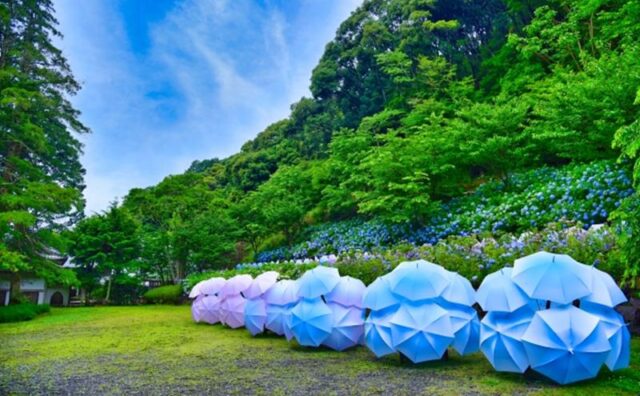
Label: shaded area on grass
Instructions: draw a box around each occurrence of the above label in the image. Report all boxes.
[0,306,638,395]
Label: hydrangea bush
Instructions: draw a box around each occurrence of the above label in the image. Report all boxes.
[256,160,632,262]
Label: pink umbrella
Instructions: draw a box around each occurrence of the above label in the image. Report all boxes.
[200,295,222,324]
[244,271,279,299]
[199,277,226,296]
[325,276,366,308]
[220,274,253,297]
[221,294,246,328]
[191,295,205,322]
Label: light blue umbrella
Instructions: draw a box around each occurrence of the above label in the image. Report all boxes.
[325,276,366,308]
[521,305,611,384]
[480,306,534,373]
[283,309,294,341]
[440,272,476,306]
[264,279,299,306]
[387,260,450,302]
[582,267,627,308]
[476,268,531,312]
[297,266,341,299]
[582,301,630,371]
[364,307,397,358]
[512,252,593,305]
[289,298,333,347]
[322,303,365,351]
[265,303,290,336]
[390,301,455,363]
[363,276,399,311]
[244,298,267,336]
[439,300,480,355]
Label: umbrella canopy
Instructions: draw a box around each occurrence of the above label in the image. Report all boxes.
[582,302,630,371]
[220,274,253,298]
[244,271,279,300]
[512,252,593,305]
[220,294,246,329]
[289,298,333,347]
[200,294,223,325]
[440,272,476,306]
[265,303,293,336]
[325,276,366,308]
[297,266,341,299]
[476,268,531,313]
[521,305,611,384]
[389,301,455,363]
[189,282,204,299]
[244,298,267,336]
[199,277,226,296]
[582,267,627,308]
[322,303,365,351]
[363,276,399,311]
[364,307,397,358]
[439,300,480,355]
[191,295,205,322]
[387,260,450,302]
[480,306,534,373]
[264,279,299,306]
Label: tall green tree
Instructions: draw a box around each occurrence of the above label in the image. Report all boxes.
[0,0,87,298]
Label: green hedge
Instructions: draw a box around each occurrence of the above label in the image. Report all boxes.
[0,303,50,323]
[143,285,183,304]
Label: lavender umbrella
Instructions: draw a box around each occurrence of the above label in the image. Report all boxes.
[220,274,253,298]
[199,277,226,296]
[189,282,204,299]
[244,271,279,299]
[221,294,246,329]
[264,279,299,306]
[200,294,223,325]
[325,276,366,308]
[191,295,205,322]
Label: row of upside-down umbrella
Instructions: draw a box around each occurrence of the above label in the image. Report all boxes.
[190,251,630,385]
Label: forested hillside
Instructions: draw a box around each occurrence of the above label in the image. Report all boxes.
[66,0,640,300]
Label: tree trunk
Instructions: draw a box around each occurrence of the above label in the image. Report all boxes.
[9,273,21,303]
[105,277,112,304]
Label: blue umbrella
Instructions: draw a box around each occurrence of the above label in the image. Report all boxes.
[440,272,476,306]
[475,268,531,312]
[264,279,299,306]
[512,252,593,305]
[390,301,455,363]
[322,303,365,351]
[363,276,399,311]
[439,300,480,355]
[289,298,333,347]
[521,305,611,384]
[582,267,627,308]
[480,306,534,373]
[297,266,341,299]
[582,301,630,371]
[265,303,290,336]
[387,260,450,302]
[325,276,366,308]
[244,298,267,336]
[364,307,396,358]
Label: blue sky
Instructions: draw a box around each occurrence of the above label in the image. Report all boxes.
[53,0,362,214]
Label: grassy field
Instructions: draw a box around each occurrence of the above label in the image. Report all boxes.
[0,306,638,395]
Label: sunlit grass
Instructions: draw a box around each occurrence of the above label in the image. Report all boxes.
[0,306,638,395]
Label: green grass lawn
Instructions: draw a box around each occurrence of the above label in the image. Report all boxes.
[0,305,638,395]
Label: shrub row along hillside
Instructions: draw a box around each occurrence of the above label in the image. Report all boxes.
[186,222,621,290]
[256,161,633,261]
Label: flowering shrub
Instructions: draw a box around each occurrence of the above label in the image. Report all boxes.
[186,223,622,289]
[256,160,632,261]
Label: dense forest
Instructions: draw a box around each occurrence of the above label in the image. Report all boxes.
[2,0,640,303]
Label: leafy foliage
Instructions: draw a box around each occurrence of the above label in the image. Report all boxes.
[143,285,183,305]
